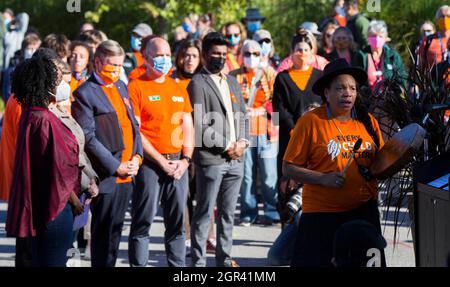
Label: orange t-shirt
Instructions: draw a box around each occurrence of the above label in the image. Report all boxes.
[70,75,87,95]
[128,75,193,154]
[134,51,145,68]
[244,70,269,136]
[129,65,147,81]
[101,85,135,184]
[0,97,22,200]
[288,66,314,91]
[68,76,88,113]
[283,105,385,213]
[176,77,191,92]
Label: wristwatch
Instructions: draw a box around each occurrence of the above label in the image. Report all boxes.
[181,155,192,164]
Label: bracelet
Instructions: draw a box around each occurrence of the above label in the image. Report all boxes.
[181,155,192,164]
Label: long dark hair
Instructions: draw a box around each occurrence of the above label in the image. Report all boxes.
[175,38,203,77]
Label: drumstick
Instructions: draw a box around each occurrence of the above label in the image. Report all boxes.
[342,138,363,177]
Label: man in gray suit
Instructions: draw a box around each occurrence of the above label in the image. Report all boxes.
[188,32,249,267]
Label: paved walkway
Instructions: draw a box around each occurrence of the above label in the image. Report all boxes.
[0,199,415,267]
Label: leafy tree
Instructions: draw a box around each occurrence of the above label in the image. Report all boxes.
[0,0,447,62]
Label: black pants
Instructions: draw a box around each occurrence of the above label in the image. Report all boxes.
[91,183,132,267]
[128,159,188,267]
[15,237,32,267]
[291,200,386,267]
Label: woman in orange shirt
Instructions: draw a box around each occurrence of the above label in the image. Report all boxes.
[221,21,247,74]
[69,41,93,93]
[283,59,386,267]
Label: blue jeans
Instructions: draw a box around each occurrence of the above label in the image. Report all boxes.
[267,211,301,266]
[31,203,74,267]
[240,134,279,222]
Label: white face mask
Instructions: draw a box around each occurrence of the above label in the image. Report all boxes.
[54,80,71,103]
[24,49,36,60]
[243,55,261,70]
[259,60,269,68]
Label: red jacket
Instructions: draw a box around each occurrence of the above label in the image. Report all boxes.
[6,107,80,238]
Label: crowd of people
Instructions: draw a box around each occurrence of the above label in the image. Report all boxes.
[0,0,449,267]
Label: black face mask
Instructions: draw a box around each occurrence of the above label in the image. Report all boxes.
[207,56,226,74]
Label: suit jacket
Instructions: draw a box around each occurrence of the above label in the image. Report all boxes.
[187,68,249,166]
[72,75,143,193]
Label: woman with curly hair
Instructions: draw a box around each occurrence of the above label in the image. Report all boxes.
[6,51,82,267]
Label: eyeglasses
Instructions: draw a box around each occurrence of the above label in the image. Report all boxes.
[258,38,271,44]
[335,36,349,41]
[325,33,333,38]
[227,33,240,38]
[244,51,261,57]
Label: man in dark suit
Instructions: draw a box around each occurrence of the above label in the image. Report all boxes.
[187,32,249,267]
[72,40,143,267]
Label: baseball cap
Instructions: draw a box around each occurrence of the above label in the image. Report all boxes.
[132,23,153,37]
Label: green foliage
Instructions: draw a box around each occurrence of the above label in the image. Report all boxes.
[364,0,446,66]
[0,0,446,62]
[0,97,4,113]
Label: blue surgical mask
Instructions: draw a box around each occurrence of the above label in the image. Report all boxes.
[261,42,272,57]
[182,22,191,33]
[4,18,11,29]
[424,31,433,37]
[130,36,142,52]
[335,6,346,17]
[229,35,241,46]
[153,56,172,75]
[247,21,261,33]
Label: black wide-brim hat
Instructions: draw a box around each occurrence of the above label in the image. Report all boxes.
[242,8,266,22]
[312,58,368,96]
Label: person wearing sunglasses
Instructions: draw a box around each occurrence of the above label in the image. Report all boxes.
[230,40,279,227]
[283,58,385,266]
[220,21,247,74]
[253,29,281,69]
[319,22,339,57]
[326,27,357,65]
